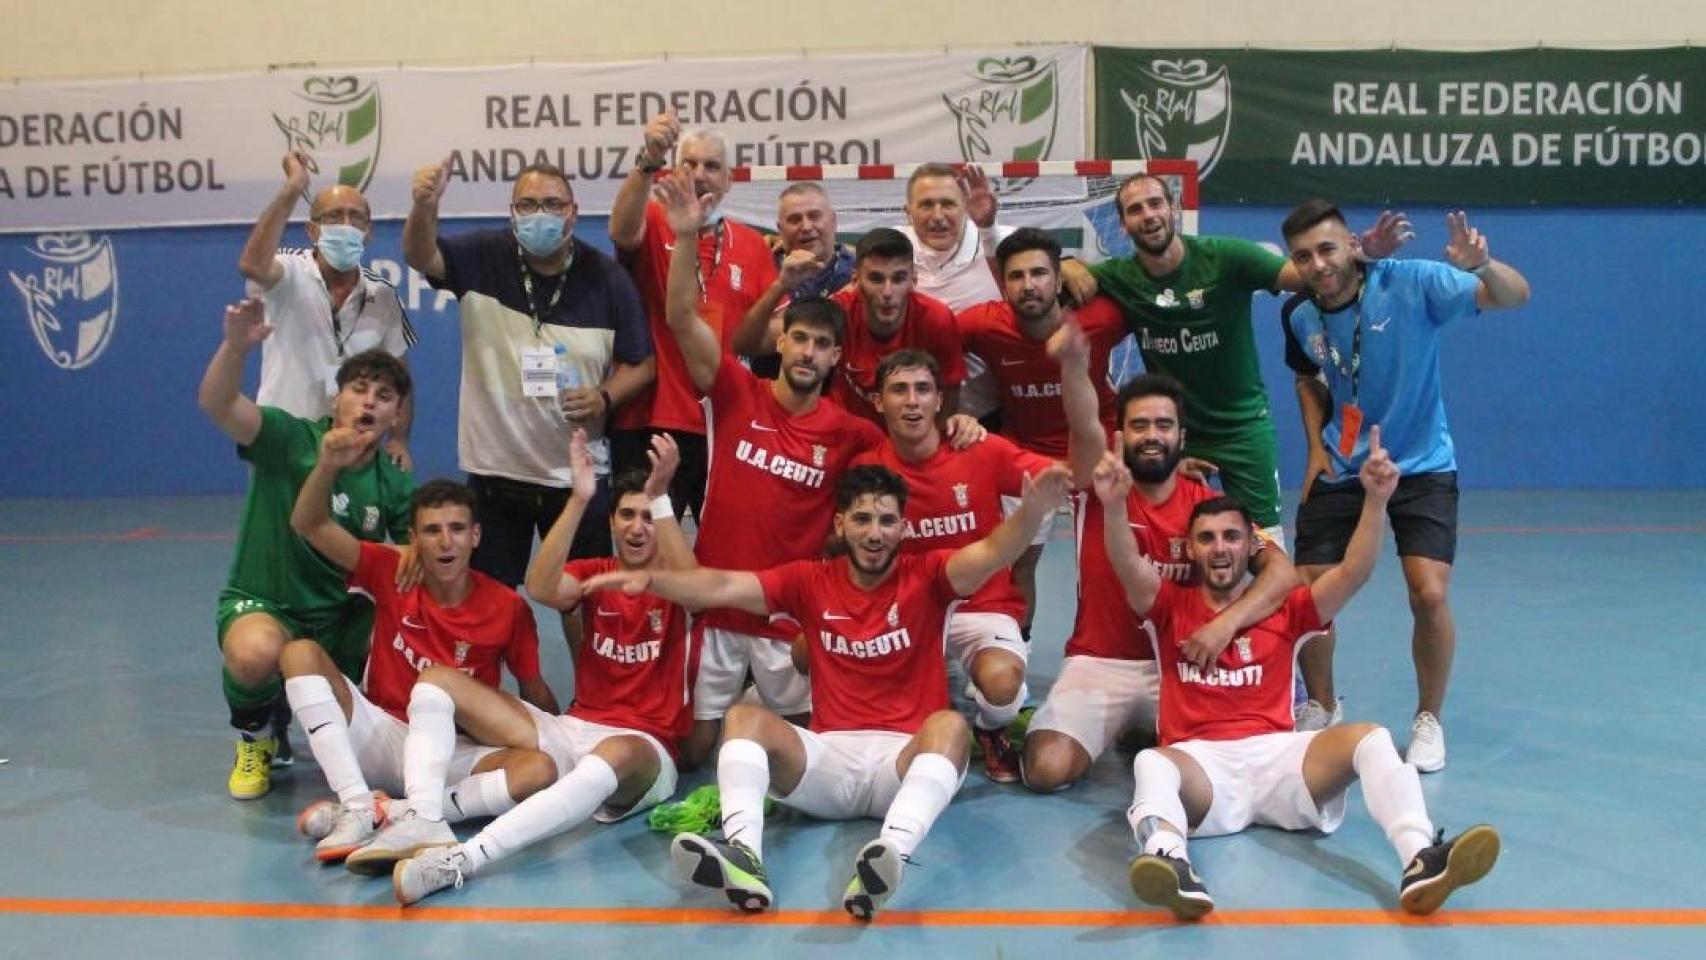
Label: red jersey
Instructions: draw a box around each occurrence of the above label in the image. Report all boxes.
[1147,582,1327,745]
[349,543,542,721]
[854,435,1055,620]
[615,202,778,433]
[826,288,966,426]
[1065,475,1217,661]
[563,557,691,756]
[956,296,1126,458]
[756,552,959,735]
[699,354,885,638]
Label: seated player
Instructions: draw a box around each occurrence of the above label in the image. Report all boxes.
[853,349,1059,782]
[581,462,1071,920]
[386,432,696,903]
[284,428,559,864]
[1092,435,1499,921]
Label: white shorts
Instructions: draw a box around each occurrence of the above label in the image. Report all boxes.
[523,703,679,823]
[1002,493,1059,547]
[342,683,498,796]
[692,623,812,720]
[946,611,1029,674]
[1258,524,1289,554]
[1168,731,1346,837]
[1028,655,1159,761]
[775,728,963,821]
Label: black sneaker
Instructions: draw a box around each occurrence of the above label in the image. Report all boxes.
[1128,852,1214,920]
[670,833,772,913]
[270,698,295,768]
[1400,824,1501,915]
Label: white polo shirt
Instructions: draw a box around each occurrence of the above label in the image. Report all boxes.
[249,248,415,419]
[898,221,1015,417]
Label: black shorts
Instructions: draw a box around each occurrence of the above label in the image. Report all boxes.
[467,473,613,587]
[1293,471,1459,566]
[609,428,709,522]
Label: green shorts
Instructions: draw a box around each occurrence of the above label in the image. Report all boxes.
[1185,423,1284,529]
[216,588,374,682]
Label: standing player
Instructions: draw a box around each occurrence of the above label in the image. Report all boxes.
[582,462,1073,919]
[285,429,558,865]
[957,227,1127,640]
[386,432,695,904]
[1281,202,1530,770]
[853,350,1057,782]
[197,296,415,801]
[1021,322,1296,793]
[1094,439,1499,920]
[609,113,778,513]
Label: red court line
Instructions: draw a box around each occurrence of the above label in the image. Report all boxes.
[2,898,1704,928]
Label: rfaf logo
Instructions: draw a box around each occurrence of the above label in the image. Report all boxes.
[944,56,1060,194]
[1119,59,1232,180]
[8,233,119,370]
[273,76,383,192]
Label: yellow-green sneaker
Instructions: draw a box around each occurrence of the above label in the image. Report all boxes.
[228,736,276,800]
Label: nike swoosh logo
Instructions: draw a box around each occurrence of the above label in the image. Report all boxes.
[823,612,853,621]
[402,616,425,629]
[1403,859,1427,879]
[748,420,779,432]
[306,722,332,735]
[1369,317,1393,332]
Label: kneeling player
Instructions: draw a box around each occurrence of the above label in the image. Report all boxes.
[584,463,1070,920]
[387,432,694,903]
[285,428,559,863]
[1094,434,1498,920]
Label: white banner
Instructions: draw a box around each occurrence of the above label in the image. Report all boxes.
[0,48,1086,233]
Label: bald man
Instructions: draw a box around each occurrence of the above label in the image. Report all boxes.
[238,149,418,468]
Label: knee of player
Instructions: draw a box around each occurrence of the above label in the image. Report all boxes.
[507,749,560,798]
[973,656,1026,705]
[1019,740,1078,794]
[722,703,775,739]
[595,734,659,782]
[1405,576,1451,613]
[275,638,326,677]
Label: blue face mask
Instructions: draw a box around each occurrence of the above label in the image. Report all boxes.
[514,213,567,257]
[315,224,365,272]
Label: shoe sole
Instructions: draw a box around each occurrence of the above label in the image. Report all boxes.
[1407,749,1446,774]
[228,783,271,801]
[391,849,458,907]
[670,835,770,913]
[1128,856,1214,921]
[843,842,904,922]
[346,830,449,877]
[1400,825,1501,915]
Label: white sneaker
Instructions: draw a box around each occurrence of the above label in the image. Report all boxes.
[393,845,468,906]
[345,809,457,876]
[1294,698,1344,732]
[296,791,390,841]
[1407,711,1447,773]
[315,806,383,863]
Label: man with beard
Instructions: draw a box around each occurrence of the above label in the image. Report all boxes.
[198,296,417,800]
[732,182,858,374]
[403,160,654,582]
[1279,201,1529,771]
[1020,322,1297,793]
[579,461,1072,919]
[609,114,779,515]
[1081,175,1412,547]
[1094,442,1499,921]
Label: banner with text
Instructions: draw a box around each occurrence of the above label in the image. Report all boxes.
[1094,47,1706,205]
[0,47,1085,232]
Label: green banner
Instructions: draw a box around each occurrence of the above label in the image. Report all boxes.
[1094,47,1706,205]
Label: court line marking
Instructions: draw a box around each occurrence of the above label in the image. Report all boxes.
[2,898,1704,928]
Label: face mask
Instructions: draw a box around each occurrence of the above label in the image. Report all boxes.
[514,213,567,257]
[315,224,365,272]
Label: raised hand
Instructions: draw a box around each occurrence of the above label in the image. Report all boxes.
[222,296,273,350]
[282,150,311,196]
[412,157,451,206]
[319,426,375,470]
[959,165,998,229]
[1091,450,1133,505]
[1022,462,1074,514]
[1443,210,1489,271]
[1358,424,1399,502]
[567,428,598,503]
[643,432,681,499]
[641,111,682,167]
[653,169,710,236]
[1357,209,1415,261]
[1045,317,1090,370]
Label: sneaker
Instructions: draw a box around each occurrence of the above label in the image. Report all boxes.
[314,806,387,863]
[669,833,772,913]
[344,809,457,876]
[842,838,907,922]
[393,845,469,906]
[227,736,276,800]
[1407,711,1447,773]
[270,700,295,768]
[296,791,392,841]
[1399,825,1501,915]
[1294,697,1344,732]
[973,725,1022,784]
[1128,853,1214,921]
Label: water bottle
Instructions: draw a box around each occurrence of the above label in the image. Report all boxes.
[554,343,581,423]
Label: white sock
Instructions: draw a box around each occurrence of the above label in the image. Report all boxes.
[971,680,1027,730]
[403,683,457,821]
[285,675,372,812]
[717,739,771,860]
[1127,750,1189,860]
[460,755,617,876]
[1353,727,1435,865]
[880,752,961,857]
[444,769,514,823]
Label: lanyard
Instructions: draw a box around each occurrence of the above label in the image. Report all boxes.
[328,279,369,359]
[520,242,574,338]
[695,221,725,298]
[1324,303,1363,404]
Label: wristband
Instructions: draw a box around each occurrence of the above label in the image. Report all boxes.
[1468,260,1490,275]
[635,151,664,174]
[648,494,675,520]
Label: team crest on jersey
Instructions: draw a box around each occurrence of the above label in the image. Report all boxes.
[1168,536,1186,560]
[361,505,380,533]
[454,641,472,665]
[730,264,743,290]
[811,444,827,468]
[648,608,664,636]
[953,482,970,509]
[886,602,900,628]
[1154,288,1179,309]
[1234,636,1253,663]
[331,492,350,517]
[1186,289,1206,310]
